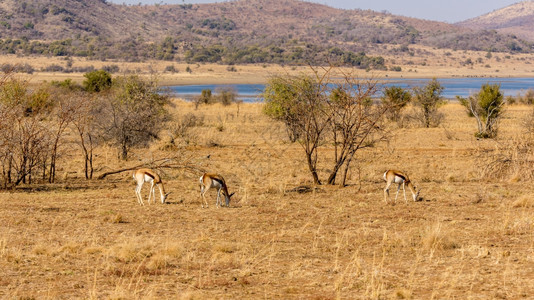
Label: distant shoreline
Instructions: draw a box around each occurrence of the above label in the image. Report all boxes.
[158,74,534,86]
[2,53,533,87]
[20,69,534,87]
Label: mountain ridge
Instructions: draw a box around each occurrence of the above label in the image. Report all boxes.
[0,0,531,64]
[457,1,534,40]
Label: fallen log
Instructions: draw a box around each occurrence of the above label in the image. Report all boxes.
[96,156,206,180]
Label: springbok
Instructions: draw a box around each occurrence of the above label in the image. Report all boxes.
[133,168,170,205]
[199,173,234,208]
[383,169,420,204]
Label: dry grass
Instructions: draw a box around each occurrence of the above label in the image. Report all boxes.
[512,195,534,208]
[0,99,533,299]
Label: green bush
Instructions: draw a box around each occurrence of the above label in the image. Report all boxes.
[381,86,411,122]
[412,78,446,128]
[83,70,112,93]
[458,83,504,138]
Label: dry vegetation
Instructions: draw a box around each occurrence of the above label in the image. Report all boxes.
[3,0,530,63]
[457,1,534,41]
[1,97,533,299]
[4,44,534,87]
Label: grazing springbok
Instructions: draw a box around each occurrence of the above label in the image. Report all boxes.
[199,173,234,208]
[383,169,420,204]
[133,168,170,205]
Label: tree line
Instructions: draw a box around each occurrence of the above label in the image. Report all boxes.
[0,37,386,69]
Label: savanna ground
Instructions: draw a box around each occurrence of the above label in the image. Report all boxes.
[1,95,533,299]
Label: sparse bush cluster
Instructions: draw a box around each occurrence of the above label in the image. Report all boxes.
[423,30,531,54]
[381,80,508,138]
[0,70,171,188]
[0,0,532,73]
[200,17,236,31]
[379,79,446,128]
[40,64,96,73]
[480,106,534,181]
[263,68,390,186]
[188,44,387,68]
[164,65,179,73]
[505,88,534,105]
[0,75,81,187]
[0,63,34,74]
[169,113,205,146]
[193,87,237,108]
[478,134,534,181]
[262,72,453,185]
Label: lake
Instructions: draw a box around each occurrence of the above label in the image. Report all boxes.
[166,77,534,102]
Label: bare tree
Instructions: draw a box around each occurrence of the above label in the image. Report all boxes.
[264,67,390,186]
[14,115,49,185]
[99,75,171,160]
[47,88,83,183]
[0,77,51,187]
[327,74,389,186]
[71,93,100,179]
[216,86,238,106]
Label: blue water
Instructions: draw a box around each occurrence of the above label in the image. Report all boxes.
[166,84,265,102]
[166,78,534,102]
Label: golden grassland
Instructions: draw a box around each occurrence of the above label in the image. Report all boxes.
[0,98,533,299]
[2,44,534,86]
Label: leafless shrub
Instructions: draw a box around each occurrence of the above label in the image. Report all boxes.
[193,89,213,109]
[0,63,34,74]
[505,95,516,105]
[169,113,205,145]
[327,73,389,186]
[0,76,56,187]
[520,88,534,105]
[477,137,534,181]
[102,64,120,73]
[478,107,534,181]
[97,75,171,160]
[442,125,457,140]
[215,87,237,106]
[164,65,178,73]
[71,92,101,179]
[43,64,64,72]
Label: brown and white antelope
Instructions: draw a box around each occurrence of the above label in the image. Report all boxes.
[133,168,170,205]
[199,173,234,208]
[383,169,420,204]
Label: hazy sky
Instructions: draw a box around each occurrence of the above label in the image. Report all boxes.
[107,0,521,23]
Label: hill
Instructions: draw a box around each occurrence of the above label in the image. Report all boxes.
[457,1,534,42]
[0,0,531,66]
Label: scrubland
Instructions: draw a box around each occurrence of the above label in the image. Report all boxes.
[0,98,533,299]
[3,44,534,86]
